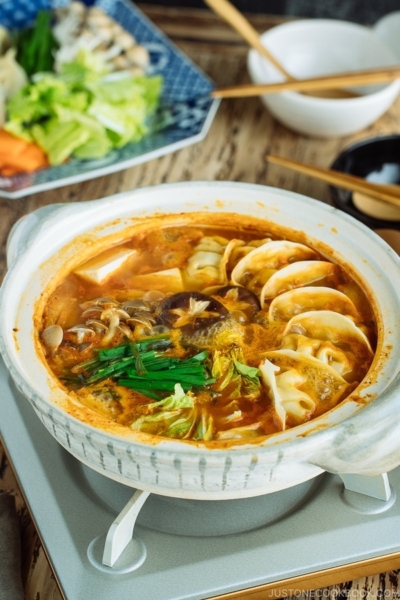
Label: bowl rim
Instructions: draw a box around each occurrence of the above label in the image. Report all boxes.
[247,18,400,104]
[329,134,400,229]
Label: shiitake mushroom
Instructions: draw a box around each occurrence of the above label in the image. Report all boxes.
[157,291,229,335]
[214,285,261,321]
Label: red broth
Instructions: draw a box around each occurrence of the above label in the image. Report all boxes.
[40,218,376,442]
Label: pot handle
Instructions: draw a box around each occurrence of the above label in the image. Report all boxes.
[7,204,67,268]
[309,368,400,477]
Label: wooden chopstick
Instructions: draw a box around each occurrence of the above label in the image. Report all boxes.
[211,65,400,98]
[204,0,294,80]
[265,154,400,208]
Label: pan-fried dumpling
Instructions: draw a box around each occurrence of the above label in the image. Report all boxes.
[268,286,360,322]
[231,241,318,295]
[282,310,373,354]
[260,261,342,305]
[260,349,354,429]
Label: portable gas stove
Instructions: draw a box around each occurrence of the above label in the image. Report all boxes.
[1,356,400,600]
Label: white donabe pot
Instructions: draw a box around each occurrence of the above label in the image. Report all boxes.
[1,181,400,500]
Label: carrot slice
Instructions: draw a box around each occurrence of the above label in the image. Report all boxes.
[0,130,29,157]
[0,129,49,175]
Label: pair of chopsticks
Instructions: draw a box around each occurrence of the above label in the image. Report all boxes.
[204,0,400,99]
[211,66,400,99]
[204,0,400,98]
[265,154,400,208]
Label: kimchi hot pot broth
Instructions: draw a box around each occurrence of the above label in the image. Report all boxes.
[37,211,377,446]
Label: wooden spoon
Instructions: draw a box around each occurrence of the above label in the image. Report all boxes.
[204,0,360,99]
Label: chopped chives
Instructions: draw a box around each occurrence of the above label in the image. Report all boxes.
[71,336,213,396]
[118,379,179,392]
[86,357,138,383]
[126,372,207,385]
[129,341,147,375]
[98,345,129,361]
[120,387,162,401]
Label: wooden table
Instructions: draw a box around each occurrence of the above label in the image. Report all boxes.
[1,5,400,599]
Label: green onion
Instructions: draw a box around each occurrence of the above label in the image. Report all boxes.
[136,333,172,351]
[129,341,147,376]
[126,372,207,385]
[98,345,129,361]
[71,356,102,373]
[118,379,179,392]
[122,388,162,401]
[86,356,138,383]
[71,336,213,396]
[14,11,59,77]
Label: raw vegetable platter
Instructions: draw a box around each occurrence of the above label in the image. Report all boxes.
[0,0,219,199]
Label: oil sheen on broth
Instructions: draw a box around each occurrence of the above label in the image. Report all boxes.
[40,215,376,442]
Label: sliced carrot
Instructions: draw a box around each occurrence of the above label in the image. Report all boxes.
[0,129,49,176]
[0,130,30,157]
[0,166,21,177]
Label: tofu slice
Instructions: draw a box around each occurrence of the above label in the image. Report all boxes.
[133,268,184,292]
[74,247,137,284]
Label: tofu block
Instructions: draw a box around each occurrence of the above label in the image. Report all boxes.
[74,247,137,284]
[133,268,184,292]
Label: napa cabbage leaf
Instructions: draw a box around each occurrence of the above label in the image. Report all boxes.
[5,50,163,164]
[212,347,261,400]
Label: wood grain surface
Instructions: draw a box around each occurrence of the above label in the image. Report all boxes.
[1,5,400,599]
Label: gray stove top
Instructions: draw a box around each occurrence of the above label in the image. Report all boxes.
[1,357,400,600]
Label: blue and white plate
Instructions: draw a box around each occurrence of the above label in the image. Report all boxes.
[0,0,219,198]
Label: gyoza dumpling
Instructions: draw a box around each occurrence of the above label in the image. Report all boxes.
[268,286,360,322]
[259,349,354,430]
[227,237,272,270]
[282,310,373,354]
[280,335,354,378]
[184,236,239,289]
[260,261,342,305]
[231,240,318,295]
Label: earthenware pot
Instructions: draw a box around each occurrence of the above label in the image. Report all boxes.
[1,181,400,499]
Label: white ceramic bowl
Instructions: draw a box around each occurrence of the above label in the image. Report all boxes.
[247,19,400,137]
[1,181,400,500]
[374,11,400,62]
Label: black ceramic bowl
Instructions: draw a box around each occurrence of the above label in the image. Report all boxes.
[330,135,400,230]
